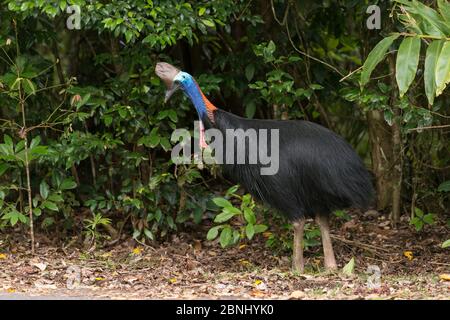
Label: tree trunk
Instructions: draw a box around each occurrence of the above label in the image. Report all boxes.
[389,56,403,226]
[367,110,394,210]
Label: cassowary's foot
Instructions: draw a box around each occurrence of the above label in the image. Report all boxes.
[316,215,338,270]
[292,219,306,273]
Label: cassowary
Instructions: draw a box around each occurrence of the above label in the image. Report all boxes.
[155,62,373,272]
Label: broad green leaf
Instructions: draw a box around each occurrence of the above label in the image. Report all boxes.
[395,0,450,36]
[396,36,421,97]
[438,180,450,192]
[245,64,255,82]
[245,223,255,240]
[424,40,444,105]
[0,163,9,176]
[384,109,394,126]
[0,144,10,156]
[30,136,42,149]
[10,214,19,226]
[342,257,355,276]
[438,0,450,22]
[223,206,241,215]
[212,197,233,208]
[411,0,450,35]
[219,227,232,248]
[442,239,450,248]
[148,127,160,147]
[132,229,141,239]
[60,178,77,190]
[15,140,25,153]
[167,110,178,122]
[423,213,435,224]
[4,135,13,148]
[225,185,239,197]
[361,34,399,87]
[207,226,221,240]
[23,79,36,95]
[43,201,58,211]
[254,224,268,233]
[125,30,133,43]
[201,19,215,28]
[435,41,450,96]
[18,212,27,224]
[415,207,424,217]
[159,137,171,151]
[144,228,154,240]
[40,181,49,200]
[243,208,256,224]
[214,210,237,223]
[232,230,240,244]
[48,194,64,202]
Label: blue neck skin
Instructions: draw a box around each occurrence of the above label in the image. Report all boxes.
[179,74,207,120]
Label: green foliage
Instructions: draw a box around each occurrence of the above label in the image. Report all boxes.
[0,0,447,250]
[442,239,450,248]
[207,185,267,248]
[438,181,450,192]
[334,210,352,222]
[342,257,355,276]
[361,34,399,88]
[410,208,436,232]
[395,36,421,98]
[84,213,112,243]
[249,41,315,119]
[362,1,450,103]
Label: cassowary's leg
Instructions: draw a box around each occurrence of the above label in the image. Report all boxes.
[292,218,306,273]
[315,215,337,270]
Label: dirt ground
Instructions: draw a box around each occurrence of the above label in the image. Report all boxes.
[0,213,449,300]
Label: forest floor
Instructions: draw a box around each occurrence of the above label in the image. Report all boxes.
[0,212,449,300]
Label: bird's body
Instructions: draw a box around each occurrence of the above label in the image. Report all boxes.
[207,109,373,220]
[155,62,374,272]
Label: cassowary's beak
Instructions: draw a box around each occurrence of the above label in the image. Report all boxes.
[164,83,180,103]
[155,62,181,103]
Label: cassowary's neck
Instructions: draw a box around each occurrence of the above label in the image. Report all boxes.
[182,79,216,122]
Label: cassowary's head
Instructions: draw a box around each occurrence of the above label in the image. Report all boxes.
[155,62,193,103]
[155,62,215,149]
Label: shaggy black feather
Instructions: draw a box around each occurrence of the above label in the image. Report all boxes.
[204,109,374,220]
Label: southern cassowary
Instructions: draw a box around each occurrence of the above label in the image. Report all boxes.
[155,62,373,272]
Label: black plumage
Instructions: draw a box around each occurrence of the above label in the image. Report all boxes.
[205,109,373,221]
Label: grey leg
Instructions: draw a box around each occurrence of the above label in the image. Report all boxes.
[292,218,306,273]
[315,215,338,270]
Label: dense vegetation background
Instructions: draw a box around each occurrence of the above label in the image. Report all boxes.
[0,0,448,254]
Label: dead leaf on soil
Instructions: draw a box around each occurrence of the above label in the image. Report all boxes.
[250,289,265,297]
[289,290,306,299]
[0,254,7,260]
[403,251,413,261]
[32,262,47,271]
[239,259,251,266]
[169,278,177,284]
[439,274,450,281]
